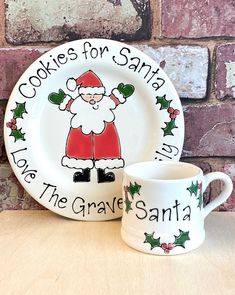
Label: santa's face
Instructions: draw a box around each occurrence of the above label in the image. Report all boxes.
[81,94,103,106]
[70,95,116,134]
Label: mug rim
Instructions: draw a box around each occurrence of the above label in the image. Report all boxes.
[124,160,203,183]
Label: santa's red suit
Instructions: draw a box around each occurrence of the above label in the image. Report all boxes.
[59,70,126,171]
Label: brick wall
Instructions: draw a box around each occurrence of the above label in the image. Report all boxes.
[0,0,234,211]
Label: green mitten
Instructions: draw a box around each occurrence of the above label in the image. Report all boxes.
[117,83,135,98]
[48,89,65,105]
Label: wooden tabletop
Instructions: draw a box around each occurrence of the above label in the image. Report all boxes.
[0,210,234,295]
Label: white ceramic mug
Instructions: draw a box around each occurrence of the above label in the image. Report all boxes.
[121,161,233,255]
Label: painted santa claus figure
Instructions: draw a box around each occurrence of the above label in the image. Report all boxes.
[48,70,135,183]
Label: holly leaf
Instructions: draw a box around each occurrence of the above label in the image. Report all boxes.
[156,95,172,110]
[174,230,190,248]
[187,181,199,196]
[10,128,25,142]
[162,120,178,136]
[124,196,133,214]
[11,102,27,119]
[128,182,141,199]
[197,192,203,209]
[144,232,161,250]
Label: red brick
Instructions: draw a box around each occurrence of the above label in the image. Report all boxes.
[5,0,151,44]
[0,163,44,210]
[0,102,8,164]
[0,105,3,159]
[0,49,44,99]
[136,45,209,99]
[162,0,235,38]
[182,103,235,157]
[215,44,235,99]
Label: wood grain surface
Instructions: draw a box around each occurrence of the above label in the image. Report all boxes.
[0,211,234,295]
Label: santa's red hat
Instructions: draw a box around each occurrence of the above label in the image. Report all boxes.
[66,70,105,95]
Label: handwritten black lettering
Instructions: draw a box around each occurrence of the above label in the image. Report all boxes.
[155,143,180,160]
[82,41,109,60]
[10,148,37,183]
[40,183,68,209]
[135,199,191,223]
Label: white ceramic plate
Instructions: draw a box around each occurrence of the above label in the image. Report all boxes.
[4,39,184,220]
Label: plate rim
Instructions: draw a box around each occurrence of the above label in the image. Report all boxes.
[3,38,185,220]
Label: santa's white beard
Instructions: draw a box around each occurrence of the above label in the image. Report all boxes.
[70,95,116,134]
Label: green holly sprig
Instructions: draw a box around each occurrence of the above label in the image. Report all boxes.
[144,229,190,254]
[156,95,180,136]
[187,181,203,210]
[6,102,27,142]
[123,181,141,214]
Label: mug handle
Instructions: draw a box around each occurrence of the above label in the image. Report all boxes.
[203,172,233,218]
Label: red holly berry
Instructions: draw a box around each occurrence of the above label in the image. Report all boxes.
[123,186,128,198]
[168,243,174,250]
[11,118,16,124]
[161,242,174,254]
[170,113,176,119]
[6,122,12,128]
[161,243,167,250]
[124,185,128,192]
[174,109,180,116]
[167,107,174,114]
[11,125,17,130]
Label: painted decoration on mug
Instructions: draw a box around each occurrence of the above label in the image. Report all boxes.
[123,182,141,213]
[121,161,233,254]
[144,229,190,254]
[123,181,191,221]
[187,181,203,210]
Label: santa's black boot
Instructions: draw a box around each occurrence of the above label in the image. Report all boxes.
[97,168,115,183]
[73,168,91,182]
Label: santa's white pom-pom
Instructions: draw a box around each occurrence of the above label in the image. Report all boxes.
[66,78,77,92]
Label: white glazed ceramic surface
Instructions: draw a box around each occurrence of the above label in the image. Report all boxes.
[121,161,233,255]
[4,39,184,220]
